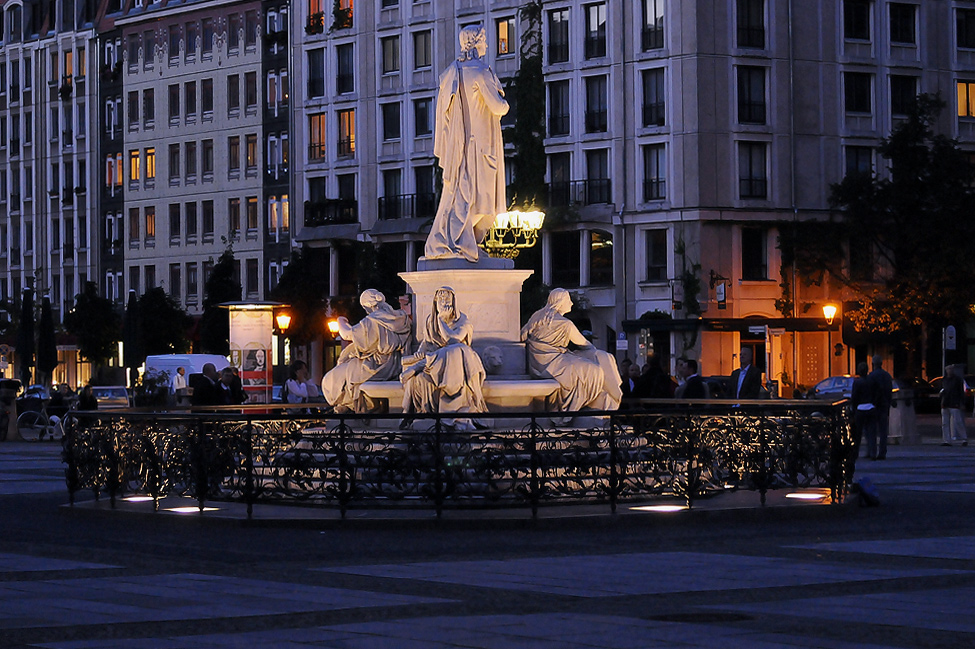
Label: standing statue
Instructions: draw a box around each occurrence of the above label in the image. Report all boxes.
[401,287,487,429]
[521,289,623,420]
[424,24,510,263]
[320,289,412,413]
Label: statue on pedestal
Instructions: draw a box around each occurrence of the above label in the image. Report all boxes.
[424,24,510,263]
[401,287,487,429]
[521,289,623,420]
[320,289,412,413]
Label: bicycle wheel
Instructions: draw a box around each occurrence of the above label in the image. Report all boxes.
[18,411,50,441]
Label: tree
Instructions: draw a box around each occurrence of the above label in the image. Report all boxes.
[804,95,975,373]
[270,249,330,345]
[138,287,193,356]
[64,282,122,367]
[199,247,242,355]
[506,1,546,209]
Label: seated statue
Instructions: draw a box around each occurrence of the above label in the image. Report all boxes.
[321,289,412,413]
[401,286,487,430]
[520,288,622,420]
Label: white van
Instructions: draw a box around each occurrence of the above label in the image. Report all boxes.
[144,354,231,382]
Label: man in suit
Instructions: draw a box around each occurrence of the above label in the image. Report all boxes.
[191,363,230,407]
[730,347,763,399]
[869,355,893,459]
[679,359,710,399]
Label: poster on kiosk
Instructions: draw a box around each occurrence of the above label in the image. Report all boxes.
[229,308,273,404]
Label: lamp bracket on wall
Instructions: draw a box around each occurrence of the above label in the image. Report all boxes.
[709,270,730,289]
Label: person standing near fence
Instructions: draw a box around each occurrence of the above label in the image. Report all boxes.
[869,355,893,459]
[852,362,879,460]
[940,364,968,446]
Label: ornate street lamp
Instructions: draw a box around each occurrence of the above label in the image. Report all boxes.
[823,304,838,375]
[480,210,546,259]
[822,304,837,325]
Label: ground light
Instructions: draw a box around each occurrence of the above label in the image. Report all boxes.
[784,489,831,502]
[629,504,688,513]
[122,496,155,503]
[166,506,221,513]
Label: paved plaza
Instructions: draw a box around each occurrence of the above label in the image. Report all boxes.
[0,414,973,648]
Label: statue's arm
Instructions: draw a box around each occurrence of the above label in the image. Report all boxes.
[476,69,510,117]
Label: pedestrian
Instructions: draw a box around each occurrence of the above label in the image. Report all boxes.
[285,360,320,404]
[678,359,710,399]
[169,366,187,405]
[642,355,676,398]
[940,364,968,446]
[852,361,879,460]
[78,384,98,411]
[191,363,229,406]
[222,367,247,405]
[869,355,893,459]
[730,347,762,399]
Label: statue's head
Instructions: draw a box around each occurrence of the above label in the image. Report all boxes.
[481,345,504,375]
[547,288,574,315]
[459,24,487,59]
[360,289,386,311]
[434,286,457,316]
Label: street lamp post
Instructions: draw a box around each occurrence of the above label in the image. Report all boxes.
[273,311,291,391]
[823,304,837,375]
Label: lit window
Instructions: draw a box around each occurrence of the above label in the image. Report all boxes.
[145,147,155,180]
[958,81,975,117]
[338,109,355,156]
[496,18,514,56]
[129,149,140,182]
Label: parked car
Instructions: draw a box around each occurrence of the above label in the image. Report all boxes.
[928,375,975,411]
[807,376,854,401]
[895,377,938,413]
[90,386,131,410]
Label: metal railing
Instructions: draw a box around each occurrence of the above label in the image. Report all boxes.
[303,199,358,226]
[377,193,437,220]
[61,400,852,520]
[548,179,612,207]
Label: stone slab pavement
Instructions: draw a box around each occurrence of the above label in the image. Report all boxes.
[0,414,972,649]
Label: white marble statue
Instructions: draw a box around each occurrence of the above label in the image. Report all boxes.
[520,289,623,419]
[401,286,487,429]
[424,24,510,263]
[321,289,412,413]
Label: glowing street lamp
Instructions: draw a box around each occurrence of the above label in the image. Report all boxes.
[275,312,292,333]
[823,304,838,373]
[822,304,837,325]
[327,319,341,337]
[480,209,546,259]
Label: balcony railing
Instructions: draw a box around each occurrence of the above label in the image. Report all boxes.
[547,179,612,207]
[642,25,664,50]
[307,77,325,97]
[548,115,570,137]
[739,178,768,199]
[548,41,569,64]
[643,179,666,202]
[584,34,606,59]
[377,193,437,221]
[643,102,665,127]
[308,143,327,162]
[584,110,608,133]
[336,73,354,95]
[304,199,358,227]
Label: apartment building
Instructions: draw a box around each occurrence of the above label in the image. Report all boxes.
[288,0,975,391]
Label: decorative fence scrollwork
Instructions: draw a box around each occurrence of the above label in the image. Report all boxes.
[61,401,853,519]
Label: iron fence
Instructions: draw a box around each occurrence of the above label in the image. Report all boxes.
[61,400,852,520]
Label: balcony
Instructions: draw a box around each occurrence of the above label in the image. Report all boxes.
[377,193,437,221]
[643,179,666,202]
[308,143,327,162]
[337,137,355,158]
[304,199,358,227]
[547,179,612,207]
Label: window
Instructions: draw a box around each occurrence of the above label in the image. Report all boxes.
[845,72,872,113]
[585,76,608,133]
[186,21,198,61]
[202,200,214,237]
[548,81,570,136]
[145,148,155,182]
[245,10,258,48]
[127,91,138,129]
[958,81,975,117]
[551,231,581,286]
[642,68,665,127]
[414,31,432,69]
[245,72,257,111]
[414,98,432,136]
[382,169,403,218]
[586,149,610,204]
[645,230,668,281]
[642,0,665,50]
[889,3,916,45]
[584,3,607,59]
[202,18,214,55]
[168,144,179,182]
[338,109,355,156]
[145,206,156,239]
[337,44,354,94]
[246,196,258,230]
[146,265,156,289]
[186,202,197,238]
[185,81,196,119]
[129,149,140,183]
[890,75,916,117]
[643,144,666,201]
[187,263,198,299]
[845,145,873,175]
[245,134,257,171]
[382,103,401,141]
[309,113,326,160]
[144,30,155,69]
[245,259,259,297]
[128,35,140,70]
[168,25,180,63]
[202,139,214,178]
[168,84,179,121]
[201,78,213,116]
[228,13,241,51]
[590,230,613,286]
[228,75,240,114]
[737,66,767,124]
[228,136,240,175]
[186,141,197,179]
[497,17,514,56]
[129,207,140,241]
[959,9,975,49]
[736,0,765,49]
[741,228,768,280]
[142,88,154,126]
[844,0,871,40]
[382,36,400,74]
[169,264,180,299]
[548,9,569,64]
[308,48,325,97]
[738,142,768,199]
[229,198,241,232]
[169,203,181,238]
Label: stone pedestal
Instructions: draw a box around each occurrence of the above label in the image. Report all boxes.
[399,261,533,376]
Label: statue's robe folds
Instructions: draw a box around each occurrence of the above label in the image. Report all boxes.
[424,57,509,262]
[321,309,412,413]
[521,311,622,413]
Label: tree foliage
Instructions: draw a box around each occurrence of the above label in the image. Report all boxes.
[199,247,242,355]
[64,282,122,366]
[138,287,193,356]
[506,1,546,208]
[270,249,330,345]
[802,95,975,363]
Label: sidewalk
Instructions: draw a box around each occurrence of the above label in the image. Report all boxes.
[0,414,972,649]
